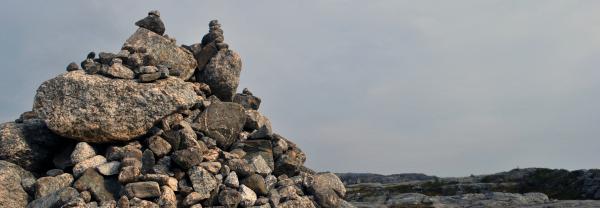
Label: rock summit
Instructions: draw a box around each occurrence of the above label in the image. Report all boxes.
[0,11,353,208]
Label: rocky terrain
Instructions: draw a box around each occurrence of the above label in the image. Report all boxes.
[340,168,600,207]
[0,11,353,208]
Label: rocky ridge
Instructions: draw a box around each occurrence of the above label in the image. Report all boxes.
[340,168,600,207]
[0,11,352,208]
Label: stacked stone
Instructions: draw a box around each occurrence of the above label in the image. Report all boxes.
[68,10,198,83]
[0,11,354,208]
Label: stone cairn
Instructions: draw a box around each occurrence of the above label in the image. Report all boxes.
[0,11,354,208]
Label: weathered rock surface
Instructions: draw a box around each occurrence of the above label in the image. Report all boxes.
[0,120,64,171]
[188,166,218,200]
[35,173,74,199]
[233,90,262,110]
[124,27,197,80]
[192,100,246,149]
[0,160,33,208]
[26,187,80,208]
[73,169,117,202]
[33,70,200,142]
[125,181,161,199]
[196,49,242,101]
[307,173,346,208]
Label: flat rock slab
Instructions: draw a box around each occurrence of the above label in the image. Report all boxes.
[34,71,201,143]
[124,27,197,80]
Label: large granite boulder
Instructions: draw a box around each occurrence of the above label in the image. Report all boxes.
[196,49,242,101]
[0,119,65,171]
[33,70,200,143]
[124,27,197,80]
[0,160,35,208]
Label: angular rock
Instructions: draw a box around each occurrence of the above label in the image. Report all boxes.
[125,181,161,199]
[249,155,272,176]
[241,140,275,171]
[0,160,33,207]
[172,147,204,169]
[274,146,306,177]
[196,49,242,101]
[307,173,346,208]
[33,70,200,142]
[0,120,64,171]
[124,28,197,80]
[219,188,242,208]
[240,184,257,207]
[158,186,177,208]
[227,159,254,178]
[148,136,171,157]
[242,174,268,196]
[192,101,245,149]
[194,42,219,74]
[96,161,121,176]
[118,166,141,184]
[233,91,262,110]
[26,187,80,208]
[73,155,107,177]
[199,162,222,175]
[74,169,116,202]
[153,156,172,175]
[71,142,96,164]
[101,62,134,79]
[35,173,74,199]
[135,10,165,35]
[188,166,218,200]
[183,192,203,207]
[244,110,273,139]
[225,171,240,188]
[141,149,155,174]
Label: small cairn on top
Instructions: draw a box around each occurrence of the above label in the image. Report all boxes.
[0,10,354,208]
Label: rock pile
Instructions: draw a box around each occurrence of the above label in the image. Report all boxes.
[0,11,353,208]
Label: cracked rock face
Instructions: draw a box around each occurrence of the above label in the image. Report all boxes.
[33,70,201,142]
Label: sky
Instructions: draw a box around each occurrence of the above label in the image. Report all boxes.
[1,1,600,177]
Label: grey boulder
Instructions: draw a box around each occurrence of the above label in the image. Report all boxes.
[196,49,242,101]
[192,100,246,149]
[307,173,346,208]
[0,119,64,171]
[0,160,34,208]
[33,70,200,143]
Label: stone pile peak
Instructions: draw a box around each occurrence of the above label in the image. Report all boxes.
[0,11,353,208]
